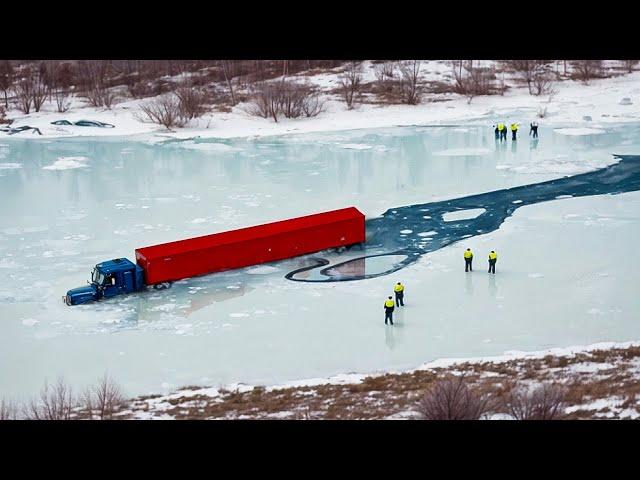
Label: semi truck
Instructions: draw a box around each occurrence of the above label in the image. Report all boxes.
[64,207,365,306]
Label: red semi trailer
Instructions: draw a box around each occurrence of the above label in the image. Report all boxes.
[136,206,365,285]
[65,207,365,305]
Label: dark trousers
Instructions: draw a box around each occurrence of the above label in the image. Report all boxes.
[531,127,538,138]
[488,259,496,274]
[512,131,517,140]
[494,129,500,140]
[465,258,473,272]
[385,309,394,325]
[395,292,404,307]
[500,130,507,140]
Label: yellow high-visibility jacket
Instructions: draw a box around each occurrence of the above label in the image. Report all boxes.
[394,284,404,293]
[489,252,497,261]
[510,123,518,131]
[384,300,395,308]
[464,250,473,259]
[498,123,505,130]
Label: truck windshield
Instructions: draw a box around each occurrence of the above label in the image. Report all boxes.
[91,268,105,285]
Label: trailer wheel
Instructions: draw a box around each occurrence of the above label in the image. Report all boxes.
[153,282,172,290]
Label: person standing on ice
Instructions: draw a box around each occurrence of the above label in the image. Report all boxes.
[510,123,519,141]
[488,250,497,274]
[530,121,539,138]
[498,122,506,141]
[464,248,474,272]
[394,282,405,307]
[493,124,500,140]
[384,296,395,325]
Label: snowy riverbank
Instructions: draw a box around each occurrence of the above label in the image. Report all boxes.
[119,340,640,420]
[3,62,640,142]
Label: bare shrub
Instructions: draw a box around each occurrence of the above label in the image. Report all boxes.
[175,85,209,120]
[417,375,493,420]
[502,383,567,420]
[339,61,363,110]
[25,377,76,420]
[245,81,322,122]
[244,82,280,122]
[537,105,548,119]
[531,68,556,96]
[301,90,325,117]
[1,397,19,420]
[570,60,603,84]
[139,95,187,130]
[0,60,13,108]
[398,60,422,105]
[454,63,497,104]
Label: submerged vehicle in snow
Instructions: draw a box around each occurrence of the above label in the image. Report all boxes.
[64,207,365,305]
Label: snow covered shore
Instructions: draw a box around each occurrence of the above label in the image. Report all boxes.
[3,61,640,141]
[120,340,640,420]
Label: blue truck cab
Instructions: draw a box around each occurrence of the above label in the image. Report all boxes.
[64,258,145,305]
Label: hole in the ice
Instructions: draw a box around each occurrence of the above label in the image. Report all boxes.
[325,254,409,278]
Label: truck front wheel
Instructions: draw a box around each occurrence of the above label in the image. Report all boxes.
[153,282,172,290]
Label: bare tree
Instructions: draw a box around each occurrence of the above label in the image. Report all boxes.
[339,61,363,110]
[417,375,493,420]
[531,68,556,96]
[93,374,125,420]
[0,60,13,108]
[51,62,74,113]
[502,383,567,420]
[31,71,48,113]
[13,76,33,114]
[571,60,603,84]
[220,60,237,106]
[25,377,76,420]
[138,95,187,130]
[81,387,95,420]
[374,61,396,85]
[78,60,117,108]
[1,397,19,420]
[399,60,422,105]
[621,60,639,73]
[500,60,553,95]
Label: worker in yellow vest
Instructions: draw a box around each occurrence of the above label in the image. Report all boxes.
[498,123,506,141]
[464,248,473,272]
[384,296,395,325]
[488,250,497,274]
[394,282,405,307]
[510,123,519,141]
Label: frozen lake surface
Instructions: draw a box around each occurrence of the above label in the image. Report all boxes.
[1,124,640,399]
